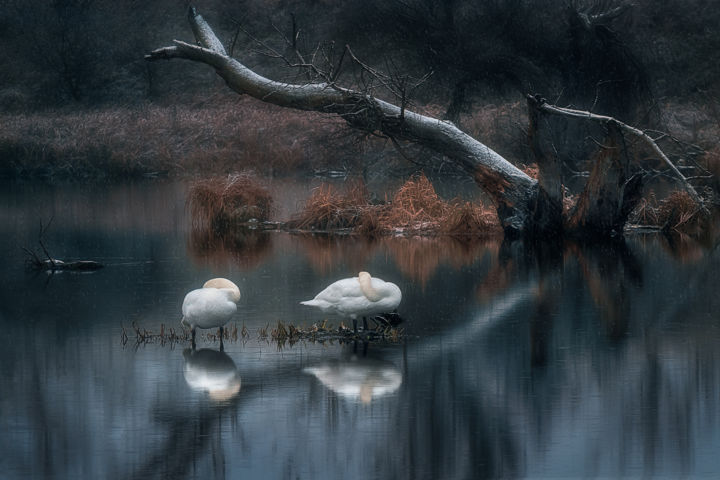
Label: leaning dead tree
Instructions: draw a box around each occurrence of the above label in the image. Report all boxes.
[147,7,704,238]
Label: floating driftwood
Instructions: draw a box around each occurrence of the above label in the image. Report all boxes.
[23,219,104,272]
[25,256,104,271]
[122,320,404,348]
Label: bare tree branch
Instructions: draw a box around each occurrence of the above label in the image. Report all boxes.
[147,8,539,234]
[527,95,706,210]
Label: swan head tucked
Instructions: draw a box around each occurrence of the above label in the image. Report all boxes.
[358,271,382,302]
[203,277,241,302]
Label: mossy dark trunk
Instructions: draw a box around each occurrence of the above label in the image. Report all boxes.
[526,96,564,237]
[566,122,644,236]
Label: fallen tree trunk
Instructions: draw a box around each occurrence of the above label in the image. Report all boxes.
[147,7,704,239]
[146,7,546,236]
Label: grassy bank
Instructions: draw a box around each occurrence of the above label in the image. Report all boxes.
[0,94,355,181]
[0,93,537,182]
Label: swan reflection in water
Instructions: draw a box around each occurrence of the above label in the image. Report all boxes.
[183,348,241,402]
[304,352,402,404]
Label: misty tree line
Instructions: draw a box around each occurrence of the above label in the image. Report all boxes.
[1,0,719,118]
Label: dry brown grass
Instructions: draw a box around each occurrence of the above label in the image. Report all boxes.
[384,174,500,234]
[440,200,501,235]
[382,174,447,231]
[290,173,500,236]
[658,190,704,233]
[0,95,350,179]
[187,172,273,230]
[186,172,274,270]
[289,181,370,230]
[629,191,661,226]
[628,189,707,235]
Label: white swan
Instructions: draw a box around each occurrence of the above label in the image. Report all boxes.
[300,272,402,332]
[181,278,241,346]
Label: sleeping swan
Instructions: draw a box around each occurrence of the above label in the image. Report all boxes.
[181,278,241,347]
[300,272,401,332]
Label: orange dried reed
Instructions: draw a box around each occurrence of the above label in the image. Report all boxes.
[187,172,273,230]
[290,180,370,230]
[629,189,705,234]
[657,190,702,233]
[291,173,500,236]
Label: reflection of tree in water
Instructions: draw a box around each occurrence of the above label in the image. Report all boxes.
[382,236,498,288]
[295,234,374,274]
[570,240,643,340]
[132,400,238,479]
[187,226,272,270]
[503,238,720,476]
[660,232,709,264]
[390,348,520,478]
[296,234,499,286]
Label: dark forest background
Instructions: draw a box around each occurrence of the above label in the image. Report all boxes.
[1,0,719,181]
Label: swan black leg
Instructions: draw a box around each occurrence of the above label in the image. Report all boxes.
[191,327,196,350]
[353,318,358,334]
[219,326,225,351]
[363,317,368,331]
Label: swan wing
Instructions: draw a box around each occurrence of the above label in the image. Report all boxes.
[316,278,364,301]
[182,288,237,328]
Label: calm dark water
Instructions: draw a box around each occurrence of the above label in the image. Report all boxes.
[1,180,720,479]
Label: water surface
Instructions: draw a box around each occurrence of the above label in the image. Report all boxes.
[1,179,719,479]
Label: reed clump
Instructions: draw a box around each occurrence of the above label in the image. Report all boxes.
[628,189,707,234]
[291,173,500,236]
[657,190,706,234]
[187,172,273,230]
[439,200,500,235]
[289,180,370,230]
[381,174,447,232]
